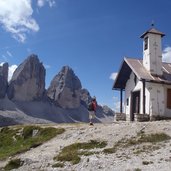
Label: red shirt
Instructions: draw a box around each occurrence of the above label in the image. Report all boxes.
[92,100,97,111]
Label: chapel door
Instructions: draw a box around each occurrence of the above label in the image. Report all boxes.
[130,91,140,121]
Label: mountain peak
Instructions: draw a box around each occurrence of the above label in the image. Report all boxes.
[0,62,8,98]
[7,54,46,101]
[47,65,82,108]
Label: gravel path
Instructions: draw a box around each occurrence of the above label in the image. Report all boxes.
[1,121,171,171]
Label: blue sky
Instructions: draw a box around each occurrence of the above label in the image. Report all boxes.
[1,0,171,111]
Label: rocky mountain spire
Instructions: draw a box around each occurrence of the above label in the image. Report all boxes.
[47,66,82,108]
[7,54,46,101]
[0,63,8,98]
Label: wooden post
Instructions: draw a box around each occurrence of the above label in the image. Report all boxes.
[120,89,123,113]
[142,79,145,114]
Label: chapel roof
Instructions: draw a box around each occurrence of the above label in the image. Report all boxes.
[140,28,165,38]
[113,58,171,90]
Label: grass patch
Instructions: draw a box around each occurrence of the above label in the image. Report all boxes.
[142,161,153,165]
[103,138,125,154]
[137,133,171,143]
[4,158,23,171]
[103,133,170,154]
[134,168,141,171]
[54,140,107,165]
[133,145,160,155]
[0,125,65,160]
[52,162,65,168]
[79,151,100,156]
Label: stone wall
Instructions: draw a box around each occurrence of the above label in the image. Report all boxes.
[114,113,126,121]
[150,115,171,121]
[134,113,150,122]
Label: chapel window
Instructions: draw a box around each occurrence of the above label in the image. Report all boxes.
[167,89,171,109]
[144,37,148,50]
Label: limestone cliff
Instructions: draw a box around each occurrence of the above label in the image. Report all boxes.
[0,54,114,126]
[0,63,8,98]
[47,66,82,108]
[7,54,46,101]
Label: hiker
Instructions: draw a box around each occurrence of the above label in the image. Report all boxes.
[88,96,97,125]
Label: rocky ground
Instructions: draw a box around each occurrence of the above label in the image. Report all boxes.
[1,121,171,171]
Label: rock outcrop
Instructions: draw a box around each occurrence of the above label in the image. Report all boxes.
[96,105,114,118]
[0,63,8,98]
[7,54,46,101]
[80,88,92,107]
[47,66,82,108]
[0,54,114,126]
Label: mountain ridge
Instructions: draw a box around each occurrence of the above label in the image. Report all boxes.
[0,54,114,126]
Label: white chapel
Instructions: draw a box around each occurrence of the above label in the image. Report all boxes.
[113,26,171,121]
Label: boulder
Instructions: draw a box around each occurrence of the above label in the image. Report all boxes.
[0,63,8,98]
[7,54,45,101]
[47,66,82,108]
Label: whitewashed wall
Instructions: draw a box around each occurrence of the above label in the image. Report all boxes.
[145,83,150,114]
[143,34,163,76]
[146,82,165,116]
[163,85,171,117]
[124,72,143,118]
[125,72,135,115]
[145,83,171,117]
[124,71,171,119]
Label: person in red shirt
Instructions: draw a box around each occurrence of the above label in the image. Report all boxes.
[88,96,97,125]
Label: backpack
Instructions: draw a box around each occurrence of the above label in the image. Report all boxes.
[88,102,93,111]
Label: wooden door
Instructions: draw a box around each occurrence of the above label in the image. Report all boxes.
[130,91,140,121]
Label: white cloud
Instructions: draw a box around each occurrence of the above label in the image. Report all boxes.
[8,65,18,81]
[6,51,13,57]
[0,0,39,42]
[113,101,120,112]
[48,0,56,7]
[109,72,118,80]
[37,0,56,8]
[111,95,125,112]
[2,55,7,61]
[37,0,45,7]
[0,62,5,66]
[0,62,17,81]
[113,101,124,112]
[162,46,171,63]
[44,64,51,69]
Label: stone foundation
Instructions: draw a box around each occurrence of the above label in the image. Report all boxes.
[114,113,126,121]
[114,113,171,122]
[150,115,171,121]
[134,113,150,122]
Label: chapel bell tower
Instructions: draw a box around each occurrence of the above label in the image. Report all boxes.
[140,25,165,76]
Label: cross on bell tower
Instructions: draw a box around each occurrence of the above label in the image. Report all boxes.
[151,20,155,27]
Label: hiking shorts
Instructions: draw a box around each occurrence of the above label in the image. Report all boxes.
[89,111,96,119]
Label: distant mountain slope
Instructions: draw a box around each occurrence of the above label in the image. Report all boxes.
[0,54,114,126]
